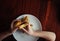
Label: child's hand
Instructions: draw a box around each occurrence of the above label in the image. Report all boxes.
[11,19,18,33]
[22,23,34,36]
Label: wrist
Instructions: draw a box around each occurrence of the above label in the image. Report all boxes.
[29,31,39,37]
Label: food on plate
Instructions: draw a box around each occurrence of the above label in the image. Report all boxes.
[18,23,28,29]
[21,16,29,24]
[14,16,33,29]
[14,20,22,27]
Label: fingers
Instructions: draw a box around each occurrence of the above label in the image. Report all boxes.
[27,23,33,32]
[11,19,17,31]
[12,28,18,33]
[11,19,18,33]
[11,23,18,33]
[27,23,31,30]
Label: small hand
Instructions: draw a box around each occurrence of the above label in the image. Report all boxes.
[22,23,35,36]
[11,19,18,33]
[0,19,18,41]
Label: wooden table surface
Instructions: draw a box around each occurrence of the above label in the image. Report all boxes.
[0,0,60,41]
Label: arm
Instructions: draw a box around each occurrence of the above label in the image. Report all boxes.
[0,19,20,41]
[31,31,56,41]
[0,31,11,41]
[22,24,56,41]
[0,19,18,41]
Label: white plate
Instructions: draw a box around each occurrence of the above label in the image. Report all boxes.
[12,14,42,41]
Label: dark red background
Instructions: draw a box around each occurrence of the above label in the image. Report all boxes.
[0,0,60,41]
